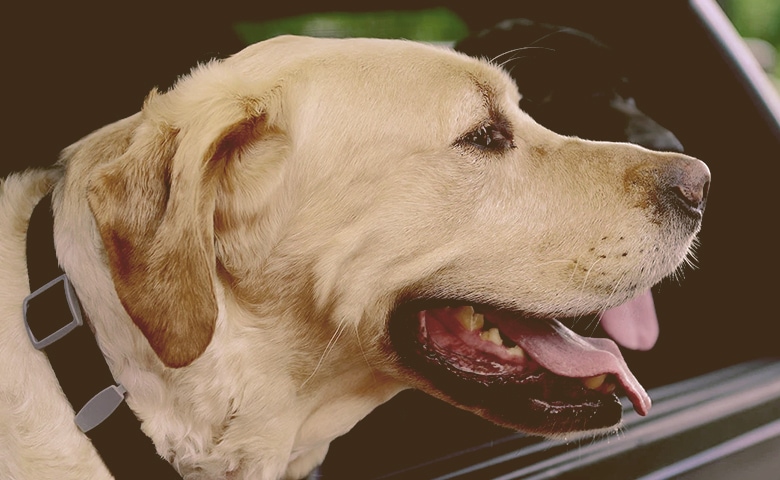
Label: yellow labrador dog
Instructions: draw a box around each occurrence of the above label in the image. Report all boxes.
[0,36,709,479]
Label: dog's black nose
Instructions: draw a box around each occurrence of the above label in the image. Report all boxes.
[665,156,711,216]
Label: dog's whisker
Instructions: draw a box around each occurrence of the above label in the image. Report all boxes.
[670,242,701,285]
[497,53,532,70]
[535,258,583,307]
[489,46,555,65]
[525,29,570,48]
[579,257,604,298]
[598,274,628,320]
[534,259,577,267]
[567,313,582,325]
[496,50,556,70]
[489,32,565,65]
[582,275,629,335]
[299,321,348,389]
[488,46,533,64]
[354,323,378,382]
[581,315,603,337]
[498,56,524,71]
[685,239,701,268]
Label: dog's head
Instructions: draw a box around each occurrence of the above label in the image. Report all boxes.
[75,36,708,449]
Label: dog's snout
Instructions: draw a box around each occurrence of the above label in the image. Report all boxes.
[665,156,710,216]
[624,153,710,219]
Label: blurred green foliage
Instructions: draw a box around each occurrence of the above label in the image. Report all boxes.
[234,8,468,45]
[720,0,780,76]
[723,0,780,45]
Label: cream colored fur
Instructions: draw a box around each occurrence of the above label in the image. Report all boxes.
[0,36,707,479]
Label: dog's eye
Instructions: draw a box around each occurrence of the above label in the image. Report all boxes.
[460,124,515,152]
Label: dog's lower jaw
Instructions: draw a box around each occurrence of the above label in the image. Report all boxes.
[163,376,399,480]
[167,343,402,480]
[281,373,405,479]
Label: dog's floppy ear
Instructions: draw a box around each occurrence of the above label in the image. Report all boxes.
[87,70,270,368]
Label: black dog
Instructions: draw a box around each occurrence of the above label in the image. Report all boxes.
[455,18,684,152]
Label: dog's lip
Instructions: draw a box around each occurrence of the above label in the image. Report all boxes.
[422,305,651,416]
[388,299,651,432]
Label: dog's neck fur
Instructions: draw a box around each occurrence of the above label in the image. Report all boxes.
[38,126,404,479]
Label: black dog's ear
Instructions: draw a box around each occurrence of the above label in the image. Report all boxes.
[87,70,273,368]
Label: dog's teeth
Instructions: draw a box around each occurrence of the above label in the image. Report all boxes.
[582,374,607,390]
[472,313,485,330]
[481,328,503,346]
[506,346,525,359]
[454,306,484,331]
[601,383,617,394]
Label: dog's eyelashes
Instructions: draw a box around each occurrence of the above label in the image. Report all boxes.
[460,124,515,152]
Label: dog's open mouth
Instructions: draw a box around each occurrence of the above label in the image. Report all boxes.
[389,301,651,435]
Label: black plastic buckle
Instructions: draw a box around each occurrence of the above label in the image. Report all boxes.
[23,274,84,350]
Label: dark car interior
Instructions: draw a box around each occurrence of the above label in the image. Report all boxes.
[6,1,778,478]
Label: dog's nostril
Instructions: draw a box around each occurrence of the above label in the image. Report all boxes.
[672,184,705,211]
[668,163,710,216]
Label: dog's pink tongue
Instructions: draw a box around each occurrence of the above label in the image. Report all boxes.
[494,315,651,416]
[599,290,659,351]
